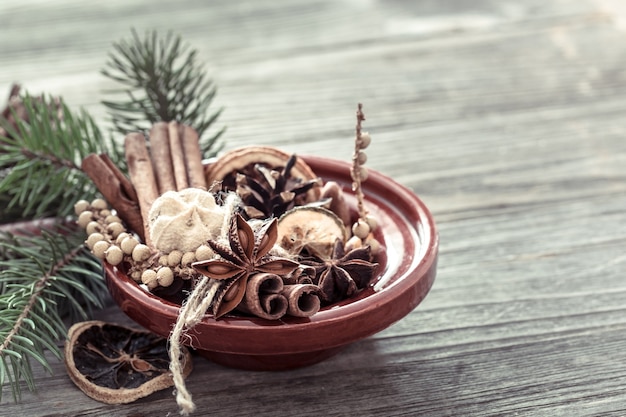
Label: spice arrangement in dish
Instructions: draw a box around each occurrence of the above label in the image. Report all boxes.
[77,104,383,321]
[65,104,436,416]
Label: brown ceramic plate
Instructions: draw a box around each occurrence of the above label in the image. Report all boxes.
[105,155,438,371]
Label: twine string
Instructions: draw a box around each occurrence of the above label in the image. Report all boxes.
[167,194,240,415]
[169,276,221,415]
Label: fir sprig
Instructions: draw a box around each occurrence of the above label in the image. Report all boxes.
[101,29,225,156]
[0,91,119,401]
[0,94,120,222]
[0,28,229,403]
[0,225,107,402]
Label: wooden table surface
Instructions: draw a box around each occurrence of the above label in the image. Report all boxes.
[2,0,626,416]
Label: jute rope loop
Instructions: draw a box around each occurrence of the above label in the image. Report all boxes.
[167,195,238,415]
[168,277,220,415]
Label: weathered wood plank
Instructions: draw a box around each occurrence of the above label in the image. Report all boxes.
[2,0,626,415]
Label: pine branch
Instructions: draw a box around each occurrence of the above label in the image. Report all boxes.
[0,30,230,403]
[101,29,225,157]
[0,225,107,402]
[0,93,120,223]
[0,90,114,402]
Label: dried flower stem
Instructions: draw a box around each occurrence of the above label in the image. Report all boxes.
[351,103,368,220]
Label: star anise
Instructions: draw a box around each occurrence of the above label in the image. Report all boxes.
[223,154,321,219]
[192,213,299,318]
[303,239,378,304]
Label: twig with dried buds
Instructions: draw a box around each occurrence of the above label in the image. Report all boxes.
[347,103,381,254]
[351,103,369,220]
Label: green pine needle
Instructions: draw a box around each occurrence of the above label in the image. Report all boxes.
[0,94,120,222]
[0,225,107,402]
[101,29,225,157]
[0,29,230,403]
[0,90,121,402]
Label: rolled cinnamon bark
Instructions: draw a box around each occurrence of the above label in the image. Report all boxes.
[98,153,138,203]
[237,273,288,320]
[168,121,189,191]
[180,125,206,189]
[281,284,322,318]
[149,122,176,194]
[124,133,159,247]
[81,153,145,242]
[282,265,316,285]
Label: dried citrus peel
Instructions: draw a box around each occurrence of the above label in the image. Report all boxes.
[276,206,349,259]
[64,320,192,404]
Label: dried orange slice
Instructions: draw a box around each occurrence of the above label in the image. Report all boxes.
[64,320,192,404]
[277,206,349,259]
[205,146,321,203]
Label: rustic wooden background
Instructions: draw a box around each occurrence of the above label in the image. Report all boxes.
[2,0,626,415]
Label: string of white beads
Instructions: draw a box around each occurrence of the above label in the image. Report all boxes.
[75,197,211,290]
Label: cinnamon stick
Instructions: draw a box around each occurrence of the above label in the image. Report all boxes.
[180,125,206,189]
[283,265,316,285]
[98,153,138,203]
[149,122,176,194]
[168,121,189,190]
[81,153,145,242]
[237,273,288,320]
[281,284,321,318]
[125,133,159,246]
